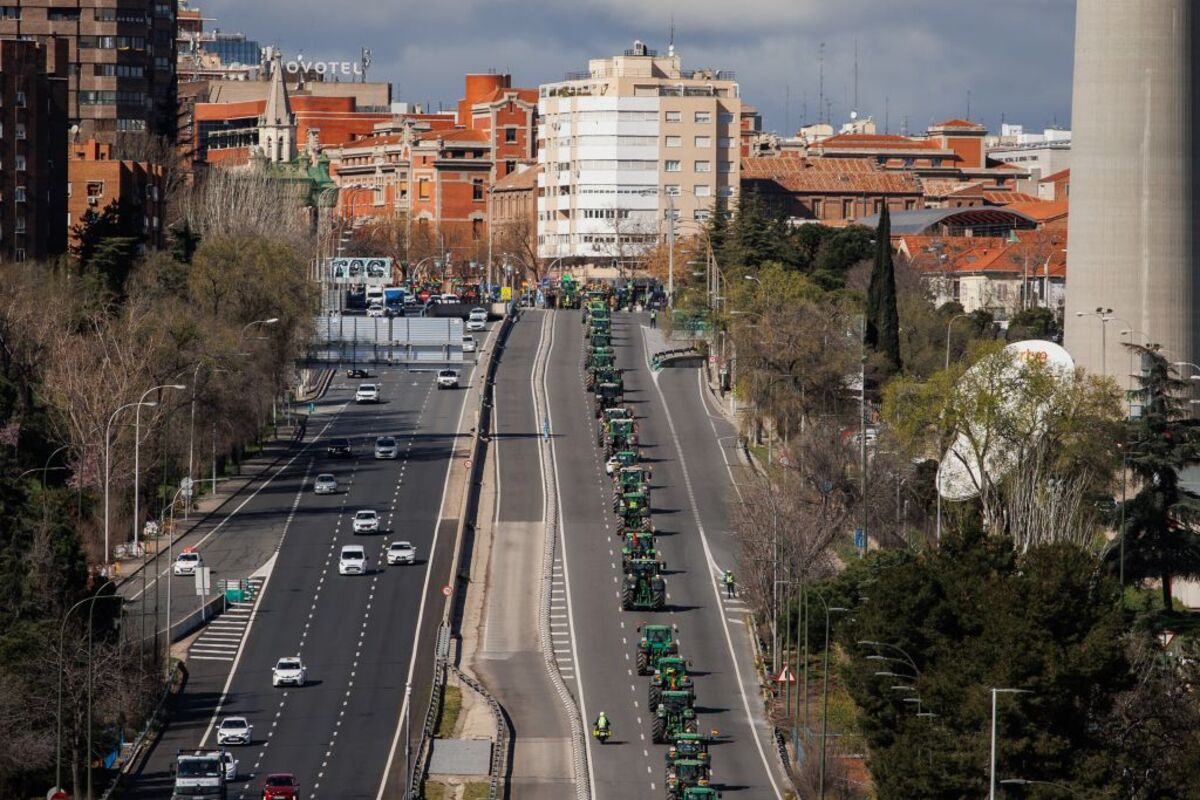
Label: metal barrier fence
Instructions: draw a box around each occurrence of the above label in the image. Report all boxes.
[307,315,465,364]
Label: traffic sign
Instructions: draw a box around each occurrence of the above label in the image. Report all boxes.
[441,585,452,597]
[853,528,866,550]
[774,665,797,684]
[48,789,70,800]
[180,476,194,499]
[194,567,212,596]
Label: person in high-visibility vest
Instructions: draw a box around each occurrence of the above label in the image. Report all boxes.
[724,569,736,598]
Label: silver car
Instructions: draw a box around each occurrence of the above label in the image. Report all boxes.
[314,473,338,494]
[386,541,417,565]
[374,436,398,459]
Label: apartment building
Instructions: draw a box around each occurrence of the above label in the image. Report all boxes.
[67,138,164,248]
[0,0,177,141]
[537,41,742,262]
[0,37,68,262]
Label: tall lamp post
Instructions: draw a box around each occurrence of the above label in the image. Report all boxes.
[1075,306,1114,376]
[105,401,155,566]
[989,687,1033,800]
[813,594,848,800]
[133,384,186,551]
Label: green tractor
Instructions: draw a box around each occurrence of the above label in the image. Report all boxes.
[606,419,638,454]
[665,758,713,800]
[652,689,698,743]
[585,346,615,370]
[622,558,666,611]
[650,656,694,709]
[594,382,624,416]
[597,411,634,448]
[586,365,622,392]
[634,623,678,675]
[665,731,715,768]
[621,529,664,571]
[588,330,612,349]
[615,464,651,494]
[678,787,720,800]
[605,449,640,476]
[615,490,650,533]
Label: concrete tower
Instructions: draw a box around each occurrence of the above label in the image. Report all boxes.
[1064,1,1200,380]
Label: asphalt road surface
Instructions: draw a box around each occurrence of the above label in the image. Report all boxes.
[123,350,478,800]
[542,309,785,798]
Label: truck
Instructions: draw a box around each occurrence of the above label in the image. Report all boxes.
[172,748,227,799]
[383,286,406,314]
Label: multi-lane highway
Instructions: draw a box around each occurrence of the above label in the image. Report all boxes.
[125,343,481,799]
[539,309,786,798]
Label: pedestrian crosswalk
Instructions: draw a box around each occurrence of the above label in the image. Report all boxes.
[549,556,576,690]
[188,578,264,662]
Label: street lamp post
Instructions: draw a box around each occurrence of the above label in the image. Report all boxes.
[1075,307,1114,376]
[814,595,848,800]
[133,384,186,551]
[403,682,413,799]
[990,687,1032,800]
[105,401,155,566]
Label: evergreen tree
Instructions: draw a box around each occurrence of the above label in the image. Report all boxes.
[1111,345,1200,610]
[865,206,902,373]
[169,219,202,264]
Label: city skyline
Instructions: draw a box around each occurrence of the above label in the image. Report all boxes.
[198,0,1077,136]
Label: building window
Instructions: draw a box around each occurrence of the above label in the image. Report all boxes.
[718,137,734,149]
[15,216,25,233]
[717,161,733,173]
[718,186,735,198]
[15,123,24,140]
[48,8,80,20]
[14,186,25,203]
[0,7,21,19]
[694,161,711,173]
[665,111,681,123]
[505,159,516,175]
[116,119,147,132]
[418,179,430,200]
[86,181,104,199]
[695,209,711,221]
[718,112,734,124]
[665,160,681,172]
[665,185,681,197]
[14,154,25,172]
[504,127,517,144]
[14,248,24,262]
[665,135,681,147]
[694,136,711,148]
[473,179,484,201]
[472,218,483,240]
[15,91,25,108]
[695,111,712,124]
[693,184,711,197]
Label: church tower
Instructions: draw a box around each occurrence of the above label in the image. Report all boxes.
[258,50,295,163]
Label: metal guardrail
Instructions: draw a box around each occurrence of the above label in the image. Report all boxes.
[408,310,518,798]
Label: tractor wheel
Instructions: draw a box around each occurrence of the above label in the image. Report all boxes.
[621,583,634,611]
[636,650,649,675]
[652,586,666,610]
[685,718,698,734]
[652,714,667,744]
[649,684,661,709]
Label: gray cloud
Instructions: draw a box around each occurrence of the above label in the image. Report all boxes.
[197,0,1076,135]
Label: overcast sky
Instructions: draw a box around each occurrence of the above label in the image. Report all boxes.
[197,0,1076,136]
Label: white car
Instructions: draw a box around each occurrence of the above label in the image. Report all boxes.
[605,456,621,476]
[366,303,385,317]
[173,550,201,576]
[466,318,486,332]
[314,473,338,494]
[355,383,380,403]
[352,510,379,534]
[462,335,476,353]
[437,369,460,389]
[338,545,367,575]
[374,436,398,459]
[386,541,417,565]
[221,751,239,781]
[216,716,253,746]
[468,307,488,322]
[272,656,306,687]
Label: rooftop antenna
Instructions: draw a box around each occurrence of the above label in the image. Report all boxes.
[668,14,675,56]
[785,84,790,136]
[818,41,825,123]
[902,115,909,137]
[885,95,890,134]
[966,88,971,121]
[852,38,859,118]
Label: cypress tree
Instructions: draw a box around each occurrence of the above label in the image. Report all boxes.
[866,206,902,373]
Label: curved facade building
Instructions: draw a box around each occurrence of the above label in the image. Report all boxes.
[1064,1,1199,382]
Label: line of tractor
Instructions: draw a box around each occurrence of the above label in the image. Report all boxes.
[582,296,722,800]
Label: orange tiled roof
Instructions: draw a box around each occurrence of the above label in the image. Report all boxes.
[1039,168,1070,184]
[1005,199,1069,222]
[982,191,1039,205]
[414,127,489,144]
[492,165,539,191]
[933,118,985,130]
[476,86,539,105]
[741,156,922,194]
[899,231,1067,278]
[816,133,945,151]
[921,178,976,197]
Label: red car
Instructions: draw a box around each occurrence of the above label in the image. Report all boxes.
[262,772,300,799]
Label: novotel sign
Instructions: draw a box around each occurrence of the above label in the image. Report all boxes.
[284,57,364,77]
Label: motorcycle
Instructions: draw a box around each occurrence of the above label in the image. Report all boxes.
[592,725,611,744]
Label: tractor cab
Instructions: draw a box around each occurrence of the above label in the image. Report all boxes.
[653,689,698,743]
[622,559,666,611]
[595,382,624,413]
[650,656,694,708]
[635,623,678,674]
[666,731,716,765]
[665,758,713,800]
[617,465,650,492]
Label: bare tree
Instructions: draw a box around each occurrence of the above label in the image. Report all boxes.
[179,170,312,243]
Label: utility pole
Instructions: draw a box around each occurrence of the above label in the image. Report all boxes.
[667,192,676,308]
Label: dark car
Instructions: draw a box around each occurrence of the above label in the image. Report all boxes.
[347,368,370,378]
[262,772,300,799]
[326,438,353,458]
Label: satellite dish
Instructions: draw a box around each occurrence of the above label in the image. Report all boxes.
[936,340,1075,501]
[850,110,859,120]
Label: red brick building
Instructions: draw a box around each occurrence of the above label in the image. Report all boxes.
[0,37,68,263]
[67,138,165,248]
[740,155,924,224]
